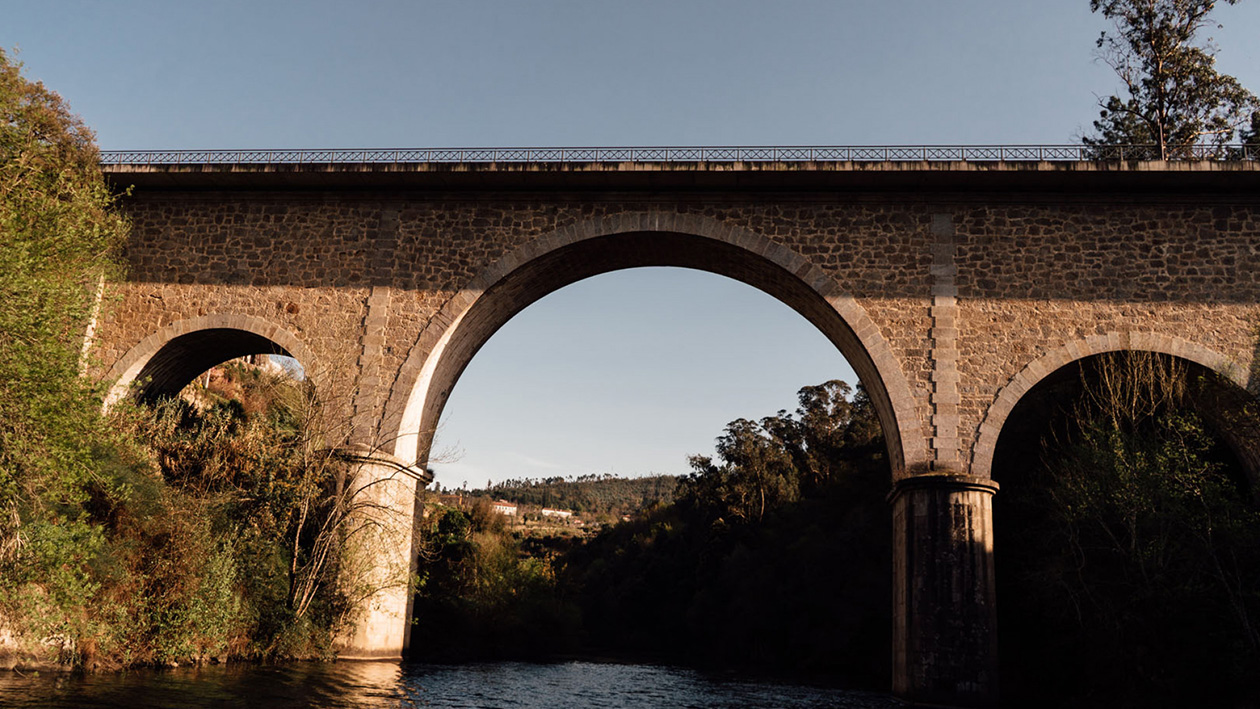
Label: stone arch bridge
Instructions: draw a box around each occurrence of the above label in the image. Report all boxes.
[93,151,1260,707]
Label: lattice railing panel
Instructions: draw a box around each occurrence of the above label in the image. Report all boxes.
[99,144,1260,166]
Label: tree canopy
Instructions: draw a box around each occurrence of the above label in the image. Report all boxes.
[0,48,128,547]
[678,380,882,524]
[1084,0,1258,158]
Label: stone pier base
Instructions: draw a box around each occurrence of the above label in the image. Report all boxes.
[333,449,428,660]
[890,474,1000,707]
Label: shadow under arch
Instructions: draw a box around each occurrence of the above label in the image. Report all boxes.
[972,332,1248,480]
[985,338,1260,705]
[381,211,924,478]
[104,313,318,405]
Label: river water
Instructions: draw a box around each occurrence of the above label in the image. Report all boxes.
[0,660,899,708]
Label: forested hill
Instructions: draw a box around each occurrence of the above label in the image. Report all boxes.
[461,474,677,516]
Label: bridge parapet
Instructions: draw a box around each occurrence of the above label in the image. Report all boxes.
[100,143,1260,166]
[98,151,1260,195]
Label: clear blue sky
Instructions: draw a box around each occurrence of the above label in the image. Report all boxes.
[8,1,1259,488]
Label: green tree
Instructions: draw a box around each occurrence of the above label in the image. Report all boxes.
[1083,0,1257,159]
[762,380,883,496]
[564,379,891,683]
[0,48,128,609]
[681,418,799,524]
[0,54,367,667]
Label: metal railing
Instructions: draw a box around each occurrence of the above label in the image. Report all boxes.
[98,144,1260,167]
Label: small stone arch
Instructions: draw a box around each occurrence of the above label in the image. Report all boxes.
[103,313,318,406]
[380,210,926,477]
[971,331,1245,479]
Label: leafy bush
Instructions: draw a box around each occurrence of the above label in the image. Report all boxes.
[998,352,1260,707]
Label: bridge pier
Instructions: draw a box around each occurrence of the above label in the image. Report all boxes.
[333,448,428,660]
[890,474,1000,707]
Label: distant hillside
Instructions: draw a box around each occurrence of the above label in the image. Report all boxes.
[459,474,677,516]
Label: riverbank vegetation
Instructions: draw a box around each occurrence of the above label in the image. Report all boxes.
[411,353,1260,705]
[0,51,357,670]
[997,352,1260,708]
[1,360,362,669]
[411,380,893,688]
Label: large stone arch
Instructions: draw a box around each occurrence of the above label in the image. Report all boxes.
[103,313,319,406]
[971,331,1245,479]
[381,211,925,477]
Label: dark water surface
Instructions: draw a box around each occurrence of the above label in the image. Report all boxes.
[0,660,900,708]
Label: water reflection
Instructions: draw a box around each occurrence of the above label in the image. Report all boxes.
[403,662,897,709]
[0,660,897,708]
[0,662,410,709]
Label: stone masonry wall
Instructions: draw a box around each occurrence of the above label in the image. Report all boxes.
[953,201,1260,469]
[94,188,1260,476]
